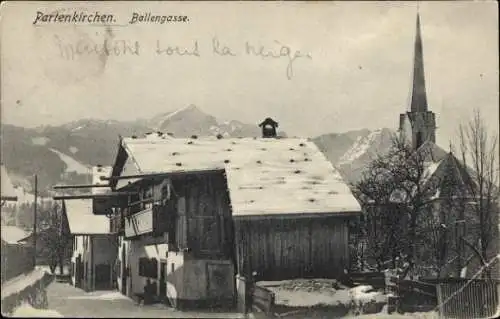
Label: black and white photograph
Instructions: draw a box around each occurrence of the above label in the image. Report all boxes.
[1,1,499,318]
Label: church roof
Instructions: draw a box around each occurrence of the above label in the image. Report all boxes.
[419,143,477,199]
[117,135,362,217]
[416,140,448,163]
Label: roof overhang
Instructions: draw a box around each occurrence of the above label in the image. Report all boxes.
[101,168,226,183]
[71,232,114,236]
[233,210,361,221]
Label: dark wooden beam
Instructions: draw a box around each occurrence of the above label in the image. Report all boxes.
[53,184,110,190]
[53,192,137,200]
[101,168,225,181]
[233,211,361,221]
[1,196,18,202]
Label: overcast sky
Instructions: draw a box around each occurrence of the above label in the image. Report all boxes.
[1,1,498,148]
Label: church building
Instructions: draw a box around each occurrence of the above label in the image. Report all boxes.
[394,13,499,279]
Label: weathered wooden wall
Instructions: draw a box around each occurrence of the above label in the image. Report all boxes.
[1,241,34,283]
[235,216,351,281]
[170,172,234,260]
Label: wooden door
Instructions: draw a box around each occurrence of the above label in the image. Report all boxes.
[159,262,167,303]
[75,255,83,288]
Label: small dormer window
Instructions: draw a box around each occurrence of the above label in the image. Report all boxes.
[259,117,279,138]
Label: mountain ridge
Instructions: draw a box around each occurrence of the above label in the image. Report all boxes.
[1,105,393,197]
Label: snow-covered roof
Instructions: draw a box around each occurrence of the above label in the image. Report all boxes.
[416,140,448,163]
[64,199,110,234]
[421,159,444,186]
[418,143,477,199]
[91,166,112,195]
[120,135,361,217]
[1,165,17,198]
[1,225,31,244]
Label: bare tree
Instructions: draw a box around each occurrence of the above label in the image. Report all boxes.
[353,135,440,276]
[458,109,500,278]
[38,202,72,274]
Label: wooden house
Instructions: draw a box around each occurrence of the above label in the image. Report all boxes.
[107,167,234,309]
[106,127,361,308]
[63,166,118,291]
[1,225,34,283]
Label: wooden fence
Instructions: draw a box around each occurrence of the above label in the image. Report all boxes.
[235,275,276,316]
[436,279,499,319]
[252,285,275,315]
[396,278,438,312]
[1,242,35,283]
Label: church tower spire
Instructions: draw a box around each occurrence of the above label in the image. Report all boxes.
[409,12,428,112]
[399,11,436,150]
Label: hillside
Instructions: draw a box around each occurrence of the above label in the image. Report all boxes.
[1,105,393,197]
[313,128,395,184]
[1,105,284,194]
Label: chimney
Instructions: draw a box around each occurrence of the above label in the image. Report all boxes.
[259,117,279,138]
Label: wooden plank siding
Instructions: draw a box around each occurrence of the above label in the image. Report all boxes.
[171,172,234,261]
[235,216,351,281]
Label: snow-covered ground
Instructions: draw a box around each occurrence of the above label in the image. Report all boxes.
[31,137,50,146]
[11,303,63,317]
[258,279,385,308]
[66,291,129,301]
[49,148,90,174]
[345,312,440,319]
[45,281,246,318]
[254,279,450,319]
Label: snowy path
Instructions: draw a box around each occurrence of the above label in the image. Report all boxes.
[46,282,246,318]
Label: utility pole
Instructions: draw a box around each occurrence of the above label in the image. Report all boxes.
[33,175,38,268]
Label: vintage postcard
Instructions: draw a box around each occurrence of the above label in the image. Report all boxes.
[1,1,499,318]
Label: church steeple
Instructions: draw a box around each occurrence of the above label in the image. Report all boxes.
[409,13,428,113]
[399,11,436,150]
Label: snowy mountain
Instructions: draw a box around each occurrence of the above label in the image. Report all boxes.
[147,104,263,138]
[2,104,392,196]
[1,105,277,194]
[313,128,395,184]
